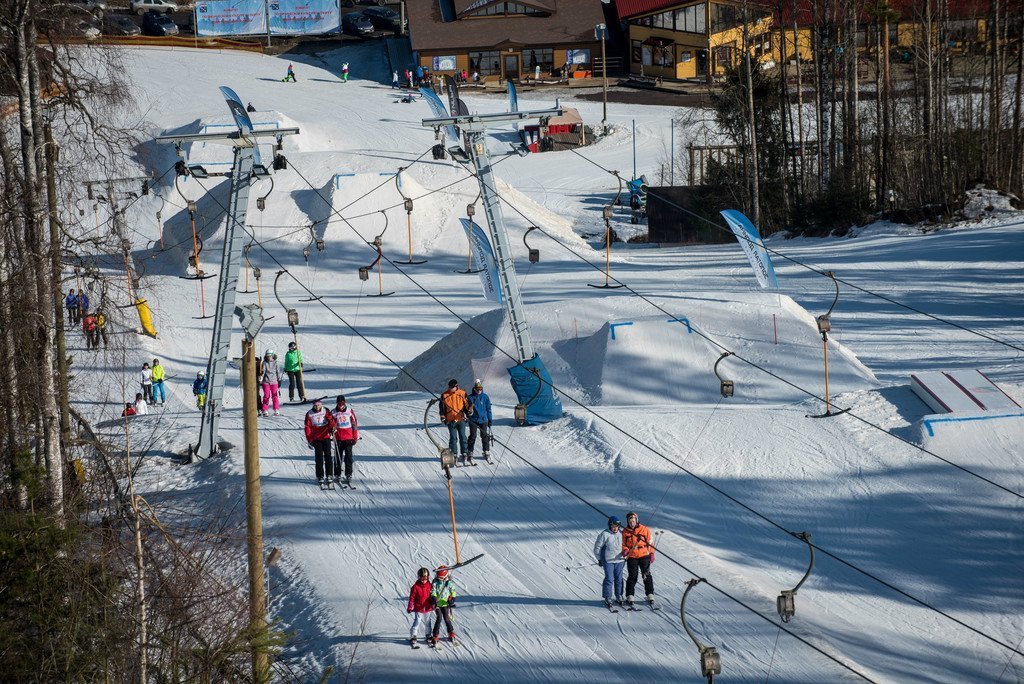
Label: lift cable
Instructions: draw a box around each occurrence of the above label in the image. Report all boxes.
[567,147,1024,354]
[237,229,876,684]
[200,164,1024,661]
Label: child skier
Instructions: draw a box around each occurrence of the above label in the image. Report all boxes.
[304,398,336,487]
[260,349,283,415]
[341,63,349,83]
[391,70,399,89]
[121,402,136,417]
[283,64,296,82]
[406,567,434,648]
[134,392,149,416]
[140,363,153,404]
[429,565,457,646]
[192,370,208,409]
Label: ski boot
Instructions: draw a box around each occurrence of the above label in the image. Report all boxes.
[448,632,456,643]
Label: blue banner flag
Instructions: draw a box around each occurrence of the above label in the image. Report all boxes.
[720,209,779,289]
[458,218,503,304]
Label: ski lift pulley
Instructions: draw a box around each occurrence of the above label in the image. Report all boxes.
[432,143,447,160]
[777,531,814,623]
[514,367,544,425]
[714,352,734,398]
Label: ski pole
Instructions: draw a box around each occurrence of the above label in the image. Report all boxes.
[565,561,599,572]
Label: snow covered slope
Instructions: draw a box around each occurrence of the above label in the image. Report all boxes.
[68,44,1024,682]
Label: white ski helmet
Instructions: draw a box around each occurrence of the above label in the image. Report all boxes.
[197,369,205,377]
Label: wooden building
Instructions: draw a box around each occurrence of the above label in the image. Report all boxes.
[406,0,605,82]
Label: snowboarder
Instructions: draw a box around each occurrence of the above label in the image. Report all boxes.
[82,312,99,350]
[594,516,625,608]
[95,309,108,348]
[331,395,358,486]
[622,511,655,608]
[283,64,297,82]
[64,289,78,324]
[192,370,208,409]
[429,565,457,646]
[341,63,350,82]
[466,379,491,465]
[439,379,471,462]
[259,349,283,416]
[121,402,136,417]
[150,358,166,406]
[406,567,434,648]
[284,341,306,403]
[139,362,153,404]
[246,102,256,112]
[392,70,400,89]
[304,398,336,486]
[134,392,149,416]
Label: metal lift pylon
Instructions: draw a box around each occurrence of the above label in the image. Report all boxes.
[157,87,299,461]
[421,106,564,423]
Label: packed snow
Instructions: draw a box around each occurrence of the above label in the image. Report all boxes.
[71,43,1024,682]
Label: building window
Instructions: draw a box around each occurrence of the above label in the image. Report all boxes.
[632,40,654,66]
[469,50,501,75]
[526,48,554,73]
[679,49,692,62]
[653,44,673,66]
[463,1,548,17]
[753,32,771,57]
[674,3,706,34]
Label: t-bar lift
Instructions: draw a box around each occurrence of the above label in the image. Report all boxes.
[157,89,299,460]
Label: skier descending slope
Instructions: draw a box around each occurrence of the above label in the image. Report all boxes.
[622,512,657,610]
[304,398,336,489]
[406,567,433,649]
[428,565,457,647]
[594,516,626,611]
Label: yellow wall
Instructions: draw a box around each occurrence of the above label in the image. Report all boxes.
[628,24,709,79]
[709,15,772,72]
[770,26,814,63]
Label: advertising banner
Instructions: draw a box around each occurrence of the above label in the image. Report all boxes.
[432,55,457,71]
[195,0,266,36]
[459,219,503,303]
[268,0,340,35]
[720,209,779,289]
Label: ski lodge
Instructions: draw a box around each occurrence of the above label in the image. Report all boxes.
[406,0,607,83]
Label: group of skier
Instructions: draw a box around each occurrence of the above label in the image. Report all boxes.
[303,394,359,488]
[593,512,658,611]
[438,378,492,466]
[66,288,109,350]
[406,564,458,648]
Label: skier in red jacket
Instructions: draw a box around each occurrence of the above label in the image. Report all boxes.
[406,567,434,648]
[304,398,335,487]
[331,395,359,487]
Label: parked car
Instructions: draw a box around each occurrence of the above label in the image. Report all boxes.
[104,14,141,35]
[361,5,404,31]
[342,0,384,6]
[141,11,178,35]
[75,18,101,40]
[131,0,177,15]
[342,12,375,36]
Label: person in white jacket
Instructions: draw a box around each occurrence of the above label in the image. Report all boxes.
[593,516,626,607]
[139,363,153,404]
[133,392,149,416]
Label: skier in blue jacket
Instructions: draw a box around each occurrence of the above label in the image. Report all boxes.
[64,289,78,323]
[466,379,492,464]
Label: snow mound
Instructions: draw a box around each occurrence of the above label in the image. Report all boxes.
[961,185,1021,220]
[380,292,877,406]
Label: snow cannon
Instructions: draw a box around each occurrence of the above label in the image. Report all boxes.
[508,356,562,425]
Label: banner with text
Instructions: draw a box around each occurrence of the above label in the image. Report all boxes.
[195,0,266,36]
[459,219,503,303]
[720,209,779,289]
[269,0,340,35]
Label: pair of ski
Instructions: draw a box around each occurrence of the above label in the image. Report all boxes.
[318,479,355,490]
[605,599,660,613]
[412,637,459,651]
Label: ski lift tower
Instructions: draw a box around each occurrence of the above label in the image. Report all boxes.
[157,87,299,461]
[421,106,564,423]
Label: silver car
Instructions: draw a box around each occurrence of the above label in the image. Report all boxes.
[131,0,177,15]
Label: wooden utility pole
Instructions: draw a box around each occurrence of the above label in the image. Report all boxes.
[241,336,269,681]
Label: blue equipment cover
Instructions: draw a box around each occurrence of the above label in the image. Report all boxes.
[507,355,563,424]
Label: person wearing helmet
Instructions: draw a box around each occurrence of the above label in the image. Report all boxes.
[151,358,167,406]
[622,511,656,608]
[594,516,626,609]
[304,397,336,487]
[406,567,434,648]
[331,395,359,487]
[139,362,153,404]
[259,350,283,416]
[429,565,457,646]
[439,379,471,463]
[284,341,306,403]
[466,379,492,465]
[192,369,208,409]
